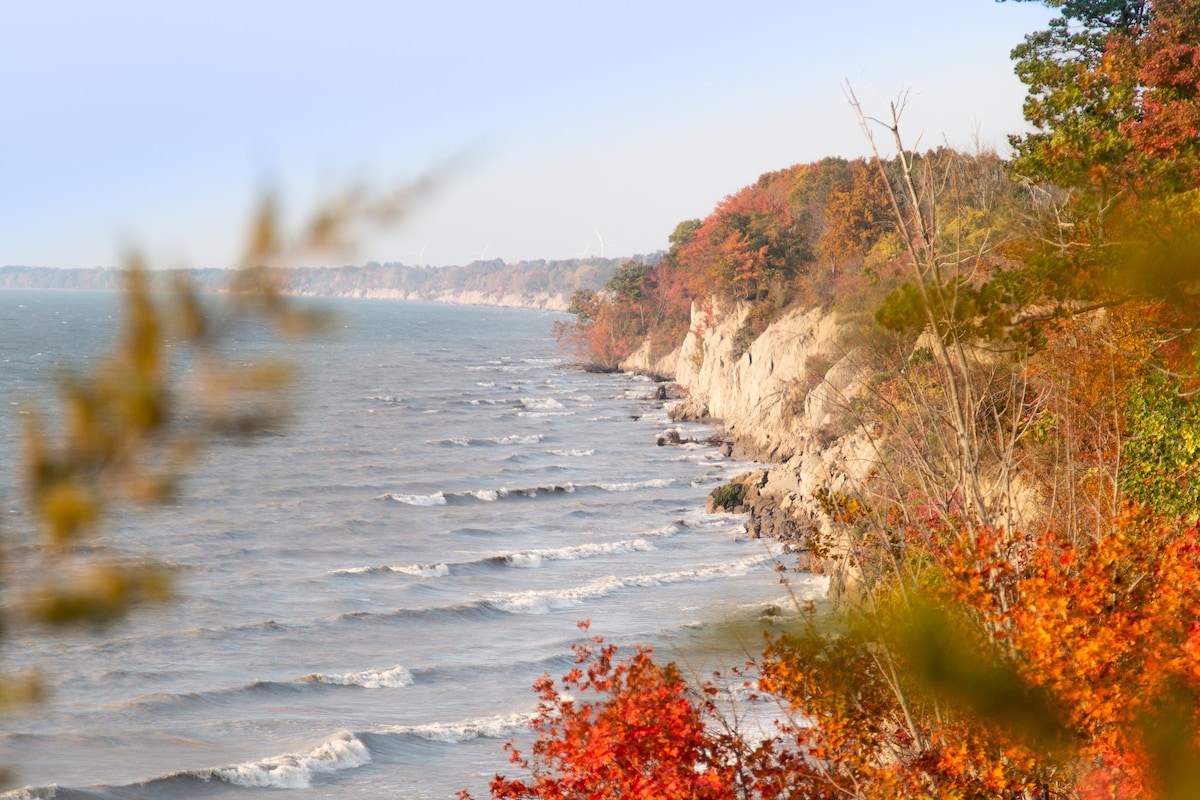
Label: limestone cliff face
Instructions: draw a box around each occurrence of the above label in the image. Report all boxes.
[624,300,878,603]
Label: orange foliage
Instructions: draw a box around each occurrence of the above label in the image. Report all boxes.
[478,501,1200,799]
[1024,303,1159,541]
[465,623,746,800]
[669,158,891,304]
[930,510,1200,798]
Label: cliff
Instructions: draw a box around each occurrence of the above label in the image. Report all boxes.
[623,300,878,602]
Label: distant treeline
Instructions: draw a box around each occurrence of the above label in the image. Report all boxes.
[0,255,661,301]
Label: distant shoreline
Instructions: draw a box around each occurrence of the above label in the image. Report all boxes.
[0,257,664,313]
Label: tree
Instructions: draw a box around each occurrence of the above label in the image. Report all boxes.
[1006,0,1149,202]
[468,624,748,800]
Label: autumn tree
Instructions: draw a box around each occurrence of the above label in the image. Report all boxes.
[468,625,753,800]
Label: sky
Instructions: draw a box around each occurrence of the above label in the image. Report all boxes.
[1,1,1057,271]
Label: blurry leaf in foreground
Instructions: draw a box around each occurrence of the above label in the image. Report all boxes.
[900,602,1071,754]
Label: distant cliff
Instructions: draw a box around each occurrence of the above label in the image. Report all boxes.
[0,256,661,311]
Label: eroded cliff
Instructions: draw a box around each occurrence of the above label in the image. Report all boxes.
[623,300,878,602]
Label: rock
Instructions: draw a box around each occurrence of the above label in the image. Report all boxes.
[654,299,879,602]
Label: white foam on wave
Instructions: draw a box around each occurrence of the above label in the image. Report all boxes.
[489,434,544,444]
[382,492,447,506]
[425,434,544,446]
[1,787,57,800]
[494,557,774,614]
[303,665,413,689]
[760,577,831,608]
[378,712,534,742]
[524,397,564,410]
[597,478,674,492]
[664,453,710,463]
[496,483,575,498]
[469,488,502,501]
[503,539,654,568]
[547,448,594,457]
[329,565,376,575]
[623,555,771,587]
[396,563,450,577]
[330,563,449,577]
[192,731,370,789]
[513,410,575,418]
[492,576,624,614]
[679,511,746,530]
[425,437,472,446]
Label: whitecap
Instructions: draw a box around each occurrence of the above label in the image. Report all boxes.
[485,434,543,444]
[492,575,624,614]
[382,492,447,506]
[328,565,376,576]
[547,448,594,457]
[424,437,471,446]
[302,665,413,689]
[678,512,745,530]
[622,556,771,588]
[1,787,57,800]
[503,539,654,567]
[520,397,564,410]
[378,712,534,742]
[192,731,370,789]
[330,563,449,577]
[596,478,674,492]
[759,578,831,608]
[395,563,450,577]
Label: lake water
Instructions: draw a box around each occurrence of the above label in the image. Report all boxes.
[0,291,825,799]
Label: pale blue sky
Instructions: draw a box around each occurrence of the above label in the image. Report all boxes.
[1,1,1055,270]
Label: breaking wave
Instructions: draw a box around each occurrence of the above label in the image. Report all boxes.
[331,539,653,577]
[330,563,451,577]
[373,711,535,743]
[301,665,414,689]
[490,557,772,614]
[425,434,545,446]
[186,731,370,789]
